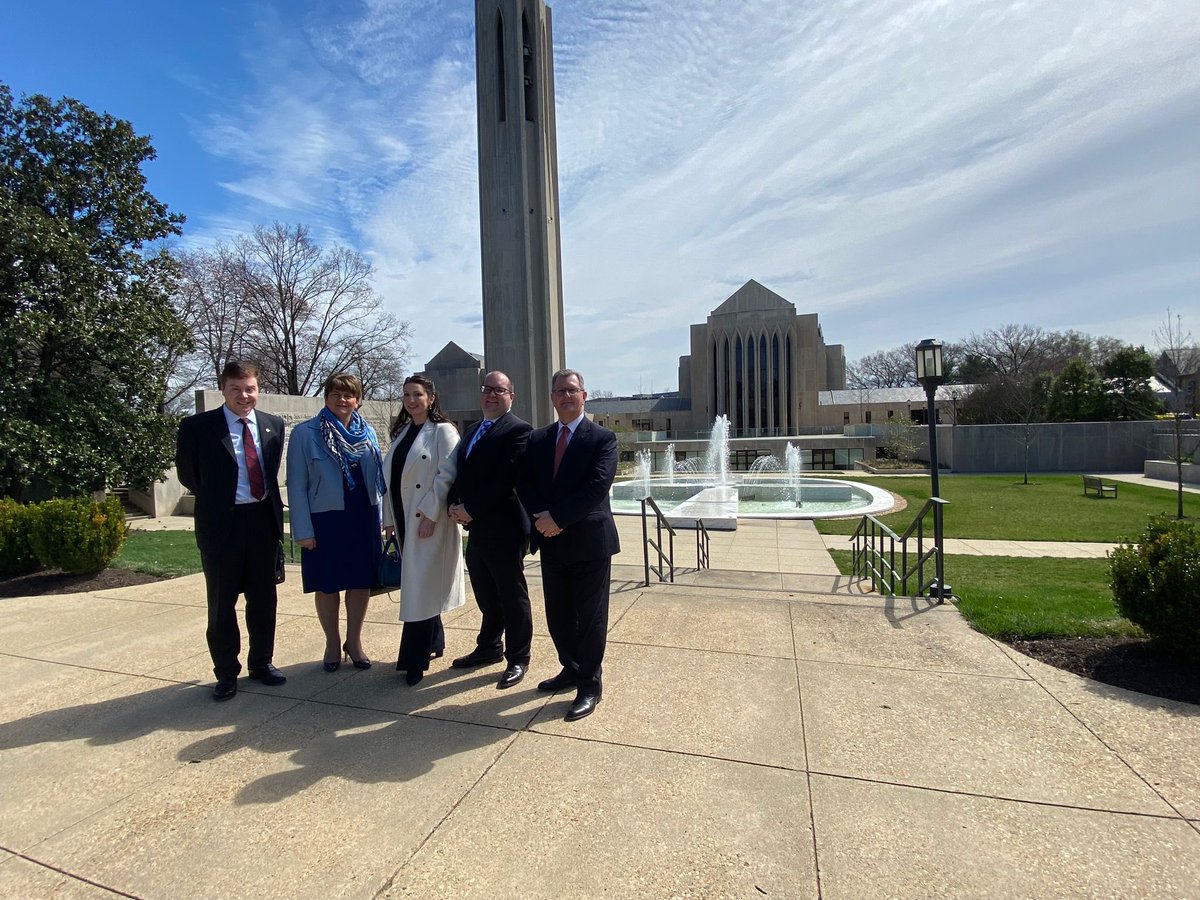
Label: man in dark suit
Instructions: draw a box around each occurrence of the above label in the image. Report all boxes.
[447,370,534,689]
[176,360,288,701]
[517,369,619,721]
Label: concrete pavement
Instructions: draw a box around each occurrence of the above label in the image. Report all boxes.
[1,517,1198,897]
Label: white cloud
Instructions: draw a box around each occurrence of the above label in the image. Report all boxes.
[180,0,1200,394]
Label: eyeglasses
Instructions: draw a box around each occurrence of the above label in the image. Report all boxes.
[480,385,511,396]
[328,392,358,401]
[552,388,583,398]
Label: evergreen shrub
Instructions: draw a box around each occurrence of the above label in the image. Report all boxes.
[28,496,128,575]
[1109,516,1200,659]
[0,498,41,576]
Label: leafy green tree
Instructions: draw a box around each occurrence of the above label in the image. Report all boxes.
[1046,357,1104,422]
[0,85,188,499]
[1101,346,1161,421]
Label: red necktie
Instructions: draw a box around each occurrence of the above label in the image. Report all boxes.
[240,418,266,500]
[552,425,569,478]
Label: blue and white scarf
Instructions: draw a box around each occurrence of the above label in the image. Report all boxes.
[318,407,386,496]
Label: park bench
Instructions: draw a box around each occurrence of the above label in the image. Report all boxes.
[1082,475,1118,498]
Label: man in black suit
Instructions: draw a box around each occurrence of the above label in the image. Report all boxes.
[176,360,288,701]
[517,369,619,721]
[447,370,533,689]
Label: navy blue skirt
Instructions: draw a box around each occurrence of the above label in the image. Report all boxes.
[300,464,381,594]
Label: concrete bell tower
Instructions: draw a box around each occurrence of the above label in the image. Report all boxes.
[474,0,566,427]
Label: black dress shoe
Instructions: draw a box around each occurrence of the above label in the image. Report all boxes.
[247,664,287,686]
[536,669,576,692]
[497,663,526,689]
[213,679,237,701]
[565,693,600,721]
[343,643,372,670]
[451,650,504,669]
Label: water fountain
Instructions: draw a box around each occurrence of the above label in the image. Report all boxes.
[661,443,676,485]
[633,448,653,499]
[610,417,895,526]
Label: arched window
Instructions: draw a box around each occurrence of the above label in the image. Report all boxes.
[747,336,756,430]
[772,333,781,431]
[521,12,535,122]
[711,340,718,416]
[723,337,731,417]
[734,335,744,433]
[786,333,793,432]
[496,12,506,122]
[759,334,768,432]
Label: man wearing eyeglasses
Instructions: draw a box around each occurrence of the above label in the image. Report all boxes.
[447,371,534,688]
[516,369,619,721]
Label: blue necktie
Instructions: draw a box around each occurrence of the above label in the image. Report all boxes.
[466,417,495,456]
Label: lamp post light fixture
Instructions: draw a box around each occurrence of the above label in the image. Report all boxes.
[914,338,949,602]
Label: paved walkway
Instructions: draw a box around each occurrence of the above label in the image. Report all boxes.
[2,518,1198,897]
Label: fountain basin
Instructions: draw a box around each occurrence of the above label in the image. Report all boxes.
[610,476,895,526]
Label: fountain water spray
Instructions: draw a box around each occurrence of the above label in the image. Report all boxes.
[634,449,653,499]
[785,443,803,506]
[706,415,731,485]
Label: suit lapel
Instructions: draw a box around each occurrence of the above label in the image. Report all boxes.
[258,414,281,469]
[210,408,236,460]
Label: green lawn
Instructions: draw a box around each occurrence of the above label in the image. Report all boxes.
[829,550,1139,641]
[113,531,203,577]
[816,474,1198,542]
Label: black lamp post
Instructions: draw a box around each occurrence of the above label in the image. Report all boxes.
[914,338,948,601]
[914,339,945,496]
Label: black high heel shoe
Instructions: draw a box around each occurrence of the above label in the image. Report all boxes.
[322,649,340,672]
[343,642,372,670]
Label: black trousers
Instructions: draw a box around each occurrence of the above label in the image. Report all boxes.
[397,616,445,673]
[201,500,278,680]
[465,537,532,665]
[539,553,611,695]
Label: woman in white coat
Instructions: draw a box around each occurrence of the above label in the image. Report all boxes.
[381,374,466,685]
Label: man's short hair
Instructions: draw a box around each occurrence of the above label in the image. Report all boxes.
[484,370,514,392]
[219,360,261,389]
[551,368,585,390]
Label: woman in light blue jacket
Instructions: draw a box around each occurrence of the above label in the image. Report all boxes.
[287,373,385,672]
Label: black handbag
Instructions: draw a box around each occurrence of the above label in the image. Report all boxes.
[375,534,402,590]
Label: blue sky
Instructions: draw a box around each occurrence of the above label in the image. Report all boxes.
[4,0,1198,395]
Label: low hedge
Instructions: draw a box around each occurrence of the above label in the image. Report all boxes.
[24,496,129,575]
[0,499,40,576]
[1110,516,1200,660]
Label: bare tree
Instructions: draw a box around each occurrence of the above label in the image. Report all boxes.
[1153,308,1200,519]
[171,224,411,400]
[163,246,252,410]
[848,344,916,388]
[958,324,1058,379]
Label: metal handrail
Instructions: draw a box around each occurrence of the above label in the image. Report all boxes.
[696,518,710,571]
[640,496,676,586]
[850,497,949,601]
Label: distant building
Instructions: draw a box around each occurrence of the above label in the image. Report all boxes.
[426,278,965,469]
[678,279,845,435]
[421,340,483,434]
[1156,347,1200,415]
